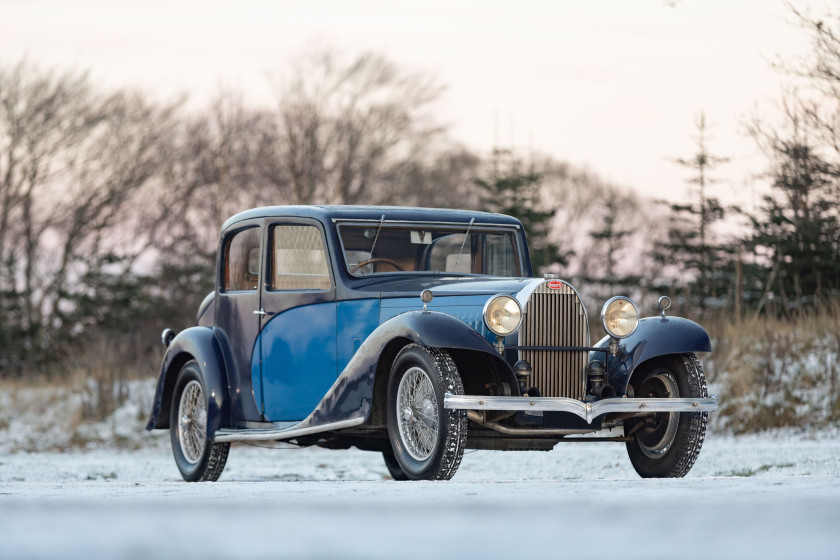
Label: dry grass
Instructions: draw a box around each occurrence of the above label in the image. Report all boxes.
[0,337,163,451]
[706,303,840,433]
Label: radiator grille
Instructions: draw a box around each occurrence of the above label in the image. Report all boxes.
[518,281,590,398]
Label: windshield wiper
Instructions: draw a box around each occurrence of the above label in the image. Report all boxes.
[454,217,475,271]
[369,214,385,259]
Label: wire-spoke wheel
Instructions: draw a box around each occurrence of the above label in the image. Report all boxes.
[170,361,229,482]
[178,380,206,464]
[397,366,439,460]
[386,344,466,480]
[625,353,708,478]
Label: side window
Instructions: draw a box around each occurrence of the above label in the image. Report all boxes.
[223,226,261,292]
[271,225,331,291]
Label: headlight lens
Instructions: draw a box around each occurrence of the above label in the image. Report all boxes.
[601,297,639,338]
[483,295,522,337]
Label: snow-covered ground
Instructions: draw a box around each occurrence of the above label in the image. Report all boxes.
[2,431,839,559]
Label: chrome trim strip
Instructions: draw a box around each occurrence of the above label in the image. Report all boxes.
[513,278,548,308]
[513,277,588,323]
[213,417,366,443]
[444,394,719,425]
[332,218,520,230]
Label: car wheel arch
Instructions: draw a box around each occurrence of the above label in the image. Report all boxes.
[595,317,712,397]
[159,351,195,429]
[147,327,232,432]
[368,338,518,428]
[370,337,413,427]
[626,354,682,395]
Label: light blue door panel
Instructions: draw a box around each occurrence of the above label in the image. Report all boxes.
[254,302,337,422]
[337,299,380,374]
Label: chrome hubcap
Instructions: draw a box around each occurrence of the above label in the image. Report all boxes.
[178,380,207,464]
[637,372,680,459]
[396,367,438,461]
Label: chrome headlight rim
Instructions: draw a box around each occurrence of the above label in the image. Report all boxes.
[483,294,523,337]
[600,296,639,339]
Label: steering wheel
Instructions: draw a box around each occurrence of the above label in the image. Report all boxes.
[351,257,404,272]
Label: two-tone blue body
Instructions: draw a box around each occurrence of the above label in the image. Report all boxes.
[591,316,712,397]
[147,205,715,450]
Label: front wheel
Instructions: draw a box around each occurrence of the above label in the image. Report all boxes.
[386,344,467,480]
[169,361,229,482]
[624,353,708,478]
[382,450,410,481]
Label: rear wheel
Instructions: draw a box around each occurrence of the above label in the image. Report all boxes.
[170,361,229,482]
[625,353,708,478]
[386,344,467,480]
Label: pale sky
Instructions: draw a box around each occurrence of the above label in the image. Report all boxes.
[0,0,827,208]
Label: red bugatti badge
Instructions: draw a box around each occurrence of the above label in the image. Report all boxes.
[546,280,564,290]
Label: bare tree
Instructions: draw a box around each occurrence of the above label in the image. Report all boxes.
[150,90,270,261]
[0,60,107,364]
[782,4,840,171]
[268,50,445,205]
[0,60,180,371]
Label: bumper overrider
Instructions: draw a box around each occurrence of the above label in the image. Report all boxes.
[444,394,719,425]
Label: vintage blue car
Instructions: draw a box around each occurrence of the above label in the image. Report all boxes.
[147,205,717,481]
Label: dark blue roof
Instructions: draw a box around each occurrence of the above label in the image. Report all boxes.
[222,205,523,231]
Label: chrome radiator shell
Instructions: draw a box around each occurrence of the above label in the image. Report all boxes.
[517,281,590,399]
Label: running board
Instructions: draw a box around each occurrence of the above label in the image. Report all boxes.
[213,417,366,443]
[444,394,718,425]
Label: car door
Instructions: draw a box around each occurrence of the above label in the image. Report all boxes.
[255,220,338,422]
[214,220,265,422]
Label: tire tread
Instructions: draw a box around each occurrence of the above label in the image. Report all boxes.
[387,344,467,481]
[626,352,709,478]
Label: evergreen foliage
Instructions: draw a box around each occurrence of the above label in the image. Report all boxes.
[474,148,565,272]
[652,113,733,314]
[747,135,840,311]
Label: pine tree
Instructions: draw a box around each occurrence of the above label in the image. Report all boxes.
[653,113,731,313]
[474,148,564,272]
[748,136,840,310]
[588,187,639,293]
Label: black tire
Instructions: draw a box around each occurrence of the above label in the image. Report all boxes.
[169,361,230,482]
[386,344,467,481]
[625,353,708,478]
[382,450,410,481]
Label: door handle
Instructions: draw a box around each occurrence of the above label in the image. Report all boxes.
[253,308,274,317]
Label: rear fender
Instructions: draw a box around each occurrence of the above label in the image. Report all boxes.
[145,327,231,436]
[307,310,514,427]
[591,316,712,397]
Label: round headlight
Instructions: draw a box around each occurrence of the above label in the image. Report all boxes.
[601,297,639,339]
[483,295,523,337]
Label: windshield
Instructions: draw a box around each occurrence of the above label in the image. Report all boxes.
[338,222,522,277]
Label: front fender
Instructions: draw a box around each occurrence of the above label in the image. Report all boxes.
[145,326,231,436]
[306,310,510,427]
[591,316,711,397]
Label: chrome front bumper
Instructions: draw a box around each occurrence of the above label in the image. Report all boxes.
[444,394,719,425]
